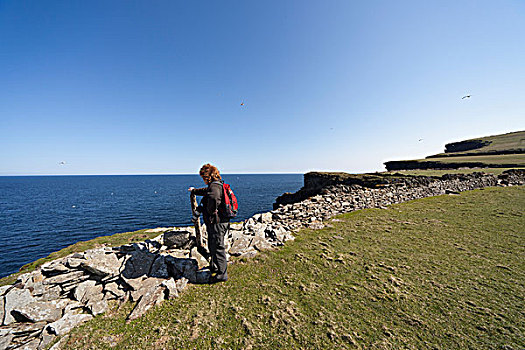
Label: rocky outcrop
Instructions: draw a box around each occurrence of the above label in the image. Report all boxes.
[444,139,491,153]
[1,169,524,350]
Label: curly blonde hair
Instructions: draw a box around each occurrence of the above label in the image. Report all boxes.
[199,163,222,184]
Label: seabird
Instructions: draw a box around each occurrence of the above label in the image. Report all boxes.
[59,161,66,165]
[462,95,472,99]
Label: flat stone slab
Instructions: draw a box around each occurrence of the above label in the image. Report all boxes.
[81,248,123,277]
[163,230,193,249]
[4,288,36,325]
[12,300,63,323]
[46,313,93,336]
[74,280,103,303]
[43,270,87,286]
[127,283,165,322]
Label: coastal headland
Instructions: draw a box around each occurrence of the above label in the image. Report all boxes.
[1,168,524,349]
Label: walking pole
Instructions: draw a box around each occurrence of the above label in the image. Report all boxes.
[190,191,209,259]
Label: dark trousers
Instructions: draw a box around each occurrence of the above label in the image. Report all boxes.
[206,222,229,278]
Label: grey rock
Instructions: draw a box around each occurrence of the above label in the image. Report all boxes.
[165,257,198,283]
[228,235,253,256]
[15,338,41,350]
[161,278,179,299]
[163,230,194,249]
[195,270,212,284]
[66,257,85,269]
[120,250,157,279]
[126,282,165,322]
[86,299,108,316]
[46,313,93,336]
[0,296,4,326]
[103,282,125,300]
[81,248,123,277]
[149,256,169,279]
[37,329,56,350]
[4,287,36,325]
[40,260,70,275]
[62,301,83,316]
[73,280,103,303]
[189,247,209,269]
[12,300,63,323]
[259,212,273,223]
[251,236,273,251]
[34,285,61,301]
[43,270,87,286]
[0,285,13,296]
[0,328,13,350]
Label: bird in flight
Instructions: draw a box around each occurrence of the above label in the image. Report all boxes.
[462,95,472,99]
[59,161,66,165]
[240,102,245,106]
[418,139,424,142]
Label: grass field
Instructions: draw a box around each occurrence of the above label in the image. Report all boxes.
[434,130,525,156]
[385,168,525,177]
[59,186,525,350]
[421,154,525,166]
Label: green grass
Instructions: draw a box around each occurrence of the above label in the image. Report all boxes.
[0,228,166,287]
[60,186,525,349]
[422,153,525,166]
[386,167,525,177]
[436,130,525,156]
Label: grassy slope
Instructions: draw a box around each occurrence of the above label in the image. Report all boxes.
[436,130,525,156]
[62,186,525,350]
[414,154,525,166]
[386,131,525,169]
[386,167,524,177]
[0,229,163,287]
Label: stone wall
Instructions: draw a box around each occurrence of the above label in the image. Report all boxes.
[1,169,524,350]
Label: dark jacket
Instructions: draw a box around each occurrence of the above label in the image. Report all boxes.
[193,181,230,224]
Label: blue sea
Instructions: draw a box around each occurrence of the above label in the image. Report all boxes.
[0,174,303,278]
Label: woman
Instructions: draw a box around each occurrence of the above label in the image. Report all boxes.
[188,164,229,283]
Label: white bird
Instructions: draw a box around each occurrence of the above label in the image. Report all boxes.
[59,161,66,165]
[418,139,424,142]
[462,95,472,99]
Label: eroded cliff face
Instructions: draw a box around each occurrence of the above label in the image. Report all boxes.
[445,139,491,153]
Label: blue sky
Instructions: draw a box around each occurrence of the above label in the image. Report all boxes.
[1,0,524,175]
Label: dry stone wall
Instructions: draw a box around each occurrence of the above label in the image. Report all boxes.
[1,170,524,350]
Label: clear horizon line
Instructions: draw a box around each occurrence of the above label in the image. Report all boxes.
[0,172,308,177]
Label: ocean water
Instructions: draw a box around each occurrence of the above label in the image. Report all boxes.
[0,174,303,278]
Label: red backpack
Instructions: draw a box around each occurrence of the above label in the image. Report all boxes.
[221,183,238,218]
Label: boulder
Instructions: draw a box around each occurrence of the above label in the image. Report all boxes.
[4,287,36,325]
[41,260,70,276]
[103,282,126,300]
[163,230,194,249]
[190,247,209,269]
[127,281,166,322]
[120,250,157,279]
[81,248,122,277]
[149,256,169,279]
[165,257,198,283]
[259,212,273,223]
[251,236,273,251]
[161,277,188,299]
[43,270,87,286]
[12,300,63,323]
[46,313,93,336]
[73,280,103,303]
[38,329,57,350]
[86,299,108,316]
[229,236,254,256]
